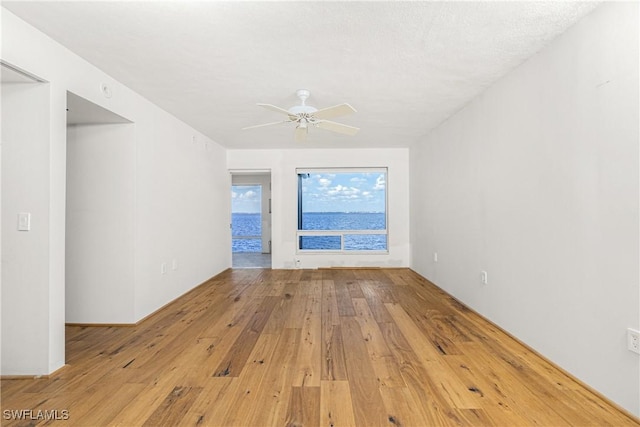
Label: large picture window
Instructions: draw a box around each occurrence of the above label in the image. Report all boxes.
[297,168,388,252]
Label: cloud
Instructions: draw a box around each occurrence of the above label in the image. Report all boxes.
[244,190,258,199]
[300,172,386,213]
[327,185,361,197]
[232,186,261,213]
[318,178,332,188]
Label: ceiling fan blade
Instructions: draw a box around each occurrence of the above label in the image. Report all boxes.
[257,103,292,116]
[316,120,360,136]
[295,125,308,142]
[242,120,290,130]
[313,103,357,120]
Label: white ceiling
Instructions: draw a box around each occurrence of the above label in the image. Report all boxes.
[4,1,600,150]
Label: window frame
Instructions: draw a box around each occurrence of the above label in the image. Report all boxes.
[296,167,389,254]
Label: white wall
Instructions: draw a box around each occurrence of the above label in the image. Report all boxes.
[410,2,639,416]
[1,9,230,374]
[133,119,230,320]
[66,123,136,323]
[1,82,51,375]
[227,148,410,269]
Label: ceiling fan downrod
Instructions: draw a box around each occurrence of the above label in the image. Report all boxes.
[296,89,310,105]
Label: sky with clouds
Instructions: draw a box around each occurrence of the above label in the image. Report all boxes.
[232,172,386,213]
[231,185,261,213]
[301,172,386,213]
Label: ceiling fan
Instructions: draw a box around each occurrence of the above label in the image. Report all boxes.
[243,89,359,142]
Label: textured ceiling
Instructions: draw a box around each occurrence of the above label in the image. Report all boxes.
[4,1,600,149]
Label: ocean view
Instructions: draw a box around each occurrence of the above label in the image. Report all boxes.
[232,213,262,252]
[232,212,387,252]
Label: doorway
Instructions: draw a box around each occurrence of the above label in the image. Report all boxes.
[65,91,135,323]
[230,171,271,268]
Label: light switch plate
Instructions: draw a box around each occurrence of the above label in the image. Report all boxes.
[18,213,31,231]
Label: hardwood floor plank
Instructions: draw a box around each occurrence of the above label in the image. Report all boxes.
[142,386,203,427]
[379,319,462,426]
[334,280,356,317]
[425,309,473,343]
[80,382,147,426]
[335,270,364,299]
[320,279,348,381]
[173,297,267,387]
[460,342,574,426]
[284,386,321,427]
[285,292,310,328]
[51,369,143,423]
[320,323,348,381]
[379,386,430,427]
[125,282,255,381]
[246,328,301,426]
[263,283,298,334]
[346,280,365,298]
[112,384,190,426]
[421,359,485,410]
[212,296,279,377]
[292,282,322,387]
[351,298,404,388]
[439,353,533,426]
[321,280,340,327]
[454,408,496,427]
[384,301,443,362]
[2,268,638,427]
[219,332,281,426]
[320,381,357,427]
[383,269,410,286]
[175,377,236,427]
[358,280,394,323]
[411,312,466,356]
[341,317,389,427]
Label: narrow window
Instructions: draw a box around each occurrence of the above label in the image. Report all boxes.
[231,185,262,252]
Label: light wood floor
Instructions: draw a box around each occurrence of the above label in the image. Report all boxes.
[2,268,638,426]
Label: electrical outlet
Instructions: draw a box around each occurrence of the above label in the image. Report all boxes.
[433,252,438,262]
[628,328,640,354]
[161,263,167,275]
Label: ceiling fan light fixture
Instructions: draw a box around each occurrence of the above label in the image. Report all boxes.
[244,89,359,141]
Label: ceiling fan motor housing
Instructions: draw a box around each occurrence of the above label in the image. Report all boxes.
[289,105,317,115]
[289,89,317,115]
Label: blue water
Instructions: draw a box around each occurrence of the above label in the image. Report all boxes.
[232,213,262,252]
[231,212,387,252]
[300,212,385,231]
